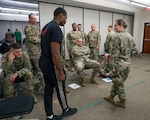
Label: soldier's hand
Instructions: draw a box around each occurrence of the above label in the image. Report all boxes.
[58,73,65,81]
[106,73,110,76]
[96,46,99,50]
[8,51,15,64]
[9,73,18,83]
[112,68,115,72]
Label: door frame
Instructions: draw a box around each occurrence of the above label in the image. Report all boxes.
[142,22,150,53]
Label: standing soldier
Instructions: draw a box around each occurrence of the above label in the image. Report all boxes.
[78,24,87,45]
[24,13,44,94]
[104,25,115,53]
[66,23,82,72]
[5,29,15,43]
[72,38,100,87]
[87,24,101,62]
[104,19,133,108]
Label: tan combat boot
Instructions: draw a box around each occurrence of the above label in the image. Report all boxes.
[65,89,70,93]
[139,54,143,58]
[80,78,86,87]
[114,99,126,108]
[28,90,38,103]
[90,76,98,84]
[104,95,114,103]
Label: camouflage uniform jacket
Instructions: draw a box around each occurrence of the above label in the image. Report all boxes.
[110,30,133,67]
[104,31,115,53]
[2,51,32,78]
[72,45,91,61]
[66,30,82,49]
[80,31,87,45]
[24,23,41,55]
[86,31,101,48]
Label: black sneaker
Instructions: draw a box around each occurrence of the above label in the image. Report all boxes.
[62,107,77,117]
[46,115,63,120]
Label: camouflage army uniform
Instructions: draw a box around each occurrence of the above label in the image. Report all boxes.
[5,31,15,43]
[61,35,68,72]
[104,30,133,107]
[1,51,34,97]
[104,31,115,53]
[72,45,100,87]
[66,30,82,70]
[99,58,113,77]
[24,23,44,89]
[87,31,101,61]
[80,31,87,45]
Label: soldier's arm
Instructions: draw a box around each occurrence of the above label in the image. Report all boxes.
[72,46,79,56]
[25,25,41,44]
[97,32,101,48]
[66,32,70,49]
[1,54,14,74]
[16,52,32,77]
[86,33,90,46]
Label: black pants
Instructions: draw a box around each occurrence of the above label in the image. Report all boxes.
[39,55,69,116]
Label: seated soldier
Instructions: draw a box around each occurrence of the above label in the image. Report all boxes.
[1,43,37,103]
[0,36,14,54]
[72,38,100,87]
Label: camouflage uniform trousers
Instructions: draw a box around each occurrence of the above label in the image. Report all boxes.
[29,54,45,88]
[110,64,130,101]
[4,70,34,98]
[89,47,99,62]
[99,61,112,77]
[74,58,100,80]
[68,48,74,68]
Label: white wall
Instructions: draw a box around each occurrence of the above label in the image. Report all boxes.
[39,2,134,59]
[74,0,150,53]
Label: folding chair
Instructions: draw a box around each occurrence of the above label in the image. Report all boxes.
[0,95,34,119]
[0,80,34,119]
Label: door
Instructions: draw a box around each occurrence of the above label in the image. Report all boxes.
[143,23,150,53]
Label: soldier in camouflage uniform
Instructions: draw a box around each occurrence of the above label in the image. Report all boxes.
[5,29,15,43]
[72,38,100,87]
[66,23,82,72]
[1,43,37,103]
[104,26,115,53]
[104,19,133,108]
[24,13,44,93]
[87,24,101,62]
[78,24,87,45]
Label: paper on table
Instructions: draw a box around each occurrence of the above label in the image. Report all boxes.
[102,78,112,82]
[68,83,81,89]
